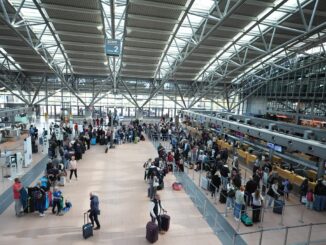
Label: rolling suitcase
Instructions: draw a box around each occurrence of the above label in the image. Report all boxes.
[82,212,93,239]
[160,213,170,232]
[146,221,158,243]
[241,213,253,226]
[273,199,284,214]
[219,189,227,204]
[58,176,66,186]
[91,138,96,145]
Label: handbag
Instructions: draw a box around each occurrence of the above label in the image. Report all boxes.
[97,210,101,215]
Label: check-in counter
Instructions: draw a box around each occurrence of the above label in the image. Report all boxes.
[272,156,282,165]
[221,141,232,151]
[291,174,306,186]
[308,181,317,191]
[237,149,247,163]
[276,167,294,182]
[217,140,223,148]
[247,154,257,165]
[306,170,317,182]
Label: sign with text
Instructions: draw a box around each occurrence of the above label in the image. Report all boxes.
[106,39,121,56]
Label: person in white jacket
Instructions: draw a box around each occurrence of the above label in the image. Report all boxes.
[68,155,78,182]
[150,194,166,234]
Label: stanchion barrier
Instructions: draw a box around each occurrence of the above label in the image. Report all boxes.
[306,223,312,244]
[258,229,263,245]
[283,227,289,245]
[299,205,305,223]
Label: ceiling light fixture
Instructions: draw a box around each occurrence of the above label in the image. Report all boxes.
[97,25,103,30]
[104,61,108,65]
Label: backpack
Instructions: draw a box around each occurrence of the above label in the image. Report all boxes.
[306,192,313,202]
[34,190,43,200]
[287,182,293,191]
[227,189,235,198]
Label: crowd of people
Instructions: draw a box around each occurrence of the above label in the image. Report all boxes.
[144,117,326,226]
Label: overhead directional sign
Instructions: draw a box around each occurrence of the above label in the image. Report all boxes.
[106,39,121,56]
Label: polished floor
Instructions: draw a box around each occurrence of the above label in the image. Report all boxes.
[0,139,222,245]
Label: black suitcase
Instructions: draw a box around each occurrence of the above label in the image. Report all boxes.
[146,221,158,243]
[273,199,284,214]
[160,213,170,231]
[82,212,93,239]
[32,145,38,153]
[219,189,227,204]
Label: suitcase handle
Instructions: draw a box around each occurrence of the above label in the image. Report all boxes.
[84,212,90,224]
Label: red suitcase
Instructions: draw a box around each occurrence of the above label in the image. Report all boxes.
[160,213,170,232]
[146,221,158,243]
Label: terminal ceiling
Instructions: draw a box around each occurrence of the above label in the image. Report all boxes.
[0,0,325,108]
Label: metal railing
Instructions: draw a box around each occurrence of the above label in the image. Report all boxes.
[144,128,326,245]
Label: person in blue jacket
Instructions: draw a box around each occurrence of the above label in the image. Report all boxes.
[52,187,62,215]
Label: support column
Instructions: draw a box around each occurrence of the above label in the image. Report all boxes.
[317,159,325,179]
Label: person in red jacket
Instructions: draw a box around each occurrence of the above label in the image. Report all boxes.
[13,178,23,217]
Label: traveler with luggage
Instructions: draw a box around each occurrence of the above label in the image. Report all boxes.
[143,158,152,181]
[251,189,264,223]
[266,179,281,208]
[52,187,63,215]
[282,179,291,200]
[210,172,221,198]
[313,179,326,211]
[226,180,236,210]
[13,178,23,217]
[234,186,245,221]
[306,189,314,209]
[299,178,309,204]
[150,194,166,234]
[245,178,258,207]
[68,155,78,182]
[88,192,101,230]
[35,182,46,217]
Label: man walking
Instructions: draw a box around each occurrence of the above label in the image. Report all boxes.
[150,194,166,234]
[88,192,101,230]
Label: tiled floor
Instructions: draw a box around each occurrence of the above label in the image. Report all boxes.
[0,138,223,245]
[183,166,326,244]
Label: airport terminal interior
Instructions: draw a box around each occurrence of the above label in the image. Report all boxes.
[0,0,326,244]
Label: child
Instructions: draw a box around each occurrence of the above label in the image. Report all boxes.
[306,189,314,209]
[282,179,290,200]
[52,187,62,215]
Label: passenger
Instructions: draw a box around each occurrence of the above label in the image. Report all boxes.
[35,182,46,217]
[266,179,281,208]
[68,155,78,182]
[252,189,264,223]
[313,179,326,211]
[306,189,314,209]
[210,172,221,198]
[88,192,101,230]
[12,178,23,217]
[299,178,309,204]
[282,179,291,200]
[143,158,152,181]
[245,177,258,207]
[234,186,245,221]
[150,194,166,234]
[226,179,236,210]
[52,187,63,215]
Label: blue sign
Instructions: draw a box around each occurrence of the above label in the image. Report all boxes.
[106,39,121,56]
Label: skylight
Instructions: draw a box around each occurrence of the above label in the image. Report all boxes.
[195,0,311,83]
[8,0,69,70]
[156,0,216,79]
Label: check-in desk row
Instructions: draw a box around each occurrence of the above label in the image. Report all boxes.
[275,166,317,191]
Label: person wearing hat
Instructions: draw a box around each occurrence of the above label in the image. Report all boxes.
[12,178,23,217]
